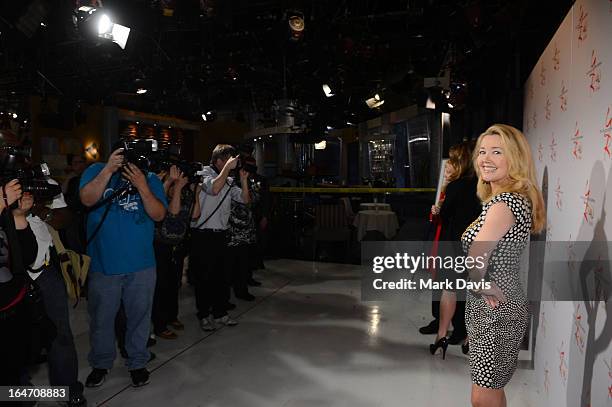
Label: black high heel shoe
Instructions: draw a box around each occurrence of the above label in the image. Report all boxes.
[461,341,469,355]
[429,337,449,360]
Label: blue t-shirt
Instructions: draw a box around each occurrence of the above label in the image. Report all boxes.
[79,163,168,275]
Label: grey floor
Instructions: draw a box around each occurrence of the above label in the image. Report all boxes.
[31,259,540,406]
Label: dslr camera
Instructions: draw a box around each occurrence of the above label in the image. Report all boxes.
[235,154,257,174]
[0,146,61,202]
[147,144,204,184]
[120,139,159,172]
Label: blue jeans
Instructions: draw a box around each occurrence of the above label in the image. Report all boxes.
[36,265,82,398]
[87,268,156,370]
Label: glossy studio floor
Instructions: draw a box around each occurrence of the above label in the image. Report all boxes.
[31,260,540,406]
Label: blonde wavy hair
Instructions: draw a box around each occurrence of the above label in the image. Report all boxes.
[473,124,545,233]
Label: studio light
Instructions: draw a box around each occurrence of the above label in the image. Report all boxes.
[97,14,112,35]
[322,84,334,97]
[77,6,131,49]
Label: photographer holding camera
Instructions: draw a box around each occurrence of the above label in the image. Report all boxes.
[226,155,259,301]
[80,145,167,388]
[16,178,86,406]
[190,144,250,331]
[152,165,201,339]
[0,179,38,391]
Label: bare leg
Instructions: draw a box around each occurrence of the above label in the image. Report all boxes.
[436,290,457,341]
[471,384,505,407]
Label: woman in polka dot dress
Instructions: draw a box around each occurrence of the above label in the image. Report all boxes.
[461,124,545,407]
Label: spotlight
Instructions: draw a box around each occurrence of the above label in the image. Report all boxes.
[136,88,147,94]
[288,11,305,41]
[12,113,18,119]
[326,125,333,130]
[448,103,454,109]
[97,14,112,35]
[201,113,208,122]
[322,84,334,97]
[365,93,384,109]
[77,6,131,49]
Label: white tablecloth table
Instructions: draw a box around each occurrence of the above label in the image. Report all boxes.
[353,210,399,240]
[359,203,391,211]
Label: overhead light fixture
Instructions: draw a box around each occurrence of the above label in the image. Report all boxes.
[288,12,305,41]
[201,111,214,122]
[322,84,334,97]
[409,137,429,143]
[77,6,131,49]
[365,93,384,109]
[136,88,147,94]
[315,140,327,150]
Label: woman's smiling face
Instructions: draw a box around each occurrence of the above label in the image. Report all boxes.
[477,134,509,185]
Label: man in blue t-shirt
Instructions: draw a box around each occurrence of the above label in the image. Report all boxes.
[79,147,167,388]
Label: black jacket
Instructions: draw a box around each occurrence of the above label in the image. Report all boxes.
[439,175,481,242]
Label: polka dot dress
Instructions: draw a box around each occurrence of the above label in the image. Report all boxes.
[461,192,531,389]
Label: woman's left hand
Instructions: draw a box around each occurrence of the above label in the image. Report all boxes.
[479,282,507,309]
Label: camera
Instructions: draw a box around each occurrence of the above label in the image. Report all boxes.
[146,144,204,184]
[236,154,257,174]
[120,139,158,171]
[0,146,62,201]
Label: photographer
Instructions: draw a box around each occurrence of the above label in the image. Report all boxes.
[0,180,38,388]
[152,165,201,339]
[80,146,167,388]
[190,144,249,331]
[63,153,88,253]
[17,178,86,406]
[226,156,258,301]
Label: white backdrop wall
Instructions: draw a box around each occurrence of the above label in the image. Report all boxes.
[523,1,612,406]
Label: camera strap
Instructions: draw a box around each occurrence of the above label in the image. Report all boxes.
[191,180,233,230]
[85,175,128,245]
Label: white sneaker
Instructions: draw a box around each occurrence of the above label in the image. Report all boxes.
[200,316,216,331]
[215,315,238,326]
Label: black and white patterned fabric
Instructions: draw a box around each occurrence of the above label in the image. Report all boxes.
[462,192,531,389]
